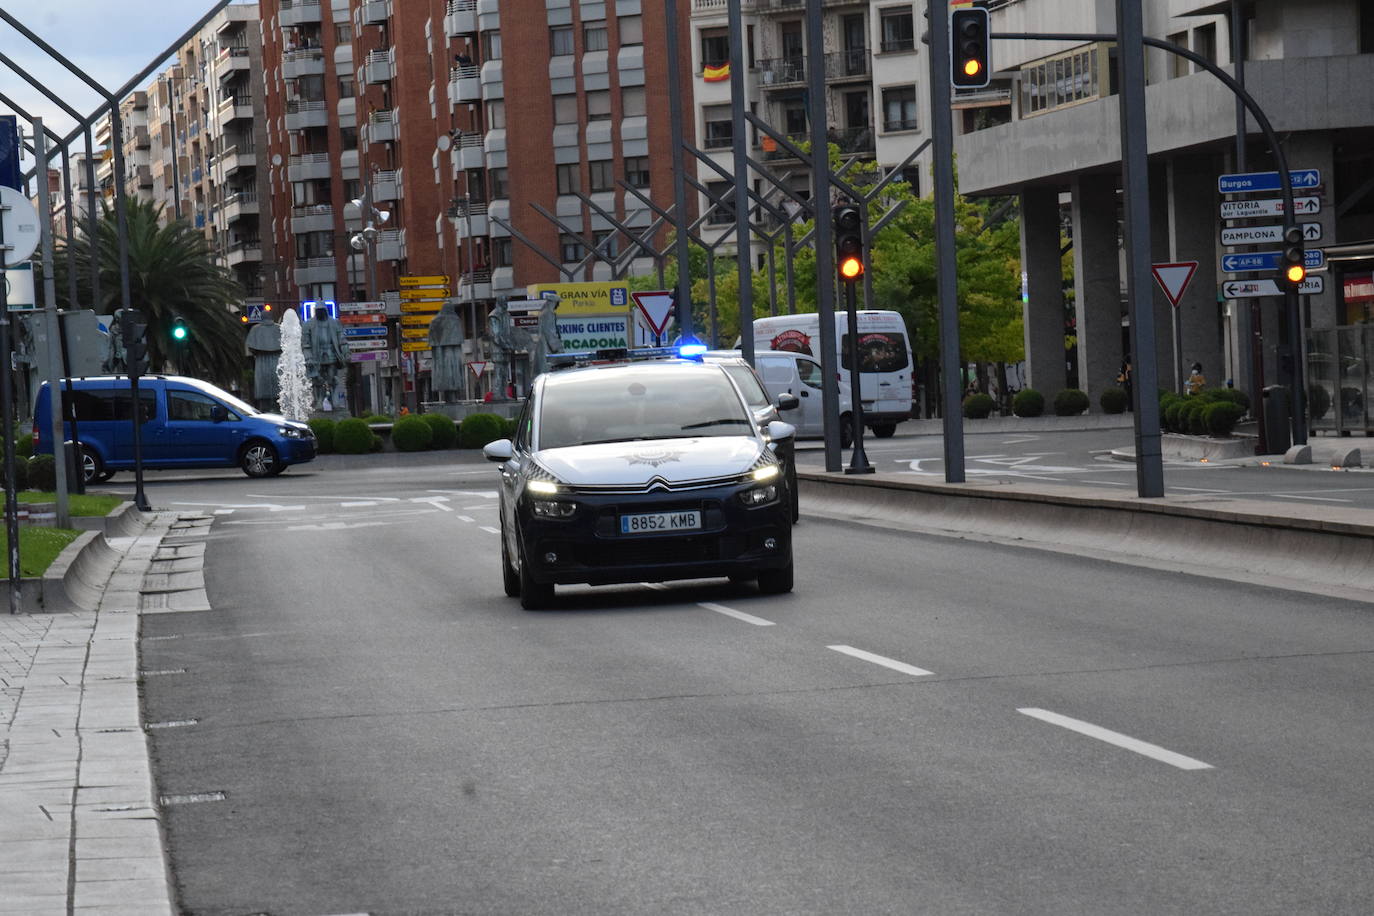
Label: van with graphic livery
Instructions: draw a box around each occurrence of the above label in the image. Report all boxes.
[747,310,913,437]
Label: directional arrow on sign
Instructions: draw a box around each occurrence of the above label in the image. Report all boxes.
[1151,261,1199,308]
[1222,276,1325,299]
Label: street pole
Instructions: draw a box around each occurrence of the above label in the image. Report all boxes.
[728,0,754,363]
[843,278,873,474]
[0,120,19,613]
[807,0,841,472]
[32,120,71,526]
[663,0,694,340]
[1231,0,1266,453]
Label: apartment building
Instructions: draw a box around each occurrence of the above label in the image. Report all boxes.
[954,0,1374,430]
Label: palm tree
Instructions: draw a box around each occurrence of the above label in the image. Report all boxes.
[56,198,248,387]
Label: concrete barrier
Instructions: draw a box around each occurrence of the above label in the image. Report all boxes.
[799,472,1374,604]
[0,506,151,613]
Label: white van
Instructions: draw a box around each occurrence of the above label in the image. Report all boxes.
[705,349,857,447]
[749,310,913,436]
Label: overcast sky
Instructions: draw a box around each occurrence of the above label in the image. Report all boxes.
[2,2,241,167]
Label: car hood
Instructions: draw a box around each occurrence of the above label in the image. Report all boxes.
[535,437,765,486]
[253,412,309,430]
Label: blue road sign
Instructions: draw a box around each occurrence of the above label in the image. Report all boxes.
[1221,248,1326,273]
[343,327,387,338]
[299,299,338,321]
[1218,169,1321,194]
[609,286,628,307]
[245,304,265,323]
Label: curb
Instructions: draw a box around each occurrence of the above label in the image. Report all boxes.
[0,503,148,614]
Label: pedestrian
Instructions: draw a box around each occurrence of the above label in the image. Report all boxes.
[1117,355,1133,410]
[1186,362,1206,396]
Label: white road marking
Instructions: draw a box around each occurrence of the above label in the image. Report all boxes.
[462,504,496,510]
[827,645,932,677]
[341,501,378,507]
[1270,493,1353,503]
[172,501,305,511]
[250,493,400,502]
[286,521,392,531]
[699,602,775,627]
[213,508,235,515]
[1172,486,1229,493]
[411,497,453,511]
[479,526,500,534]
[1018,708,1214,771]
[457,515,475,523]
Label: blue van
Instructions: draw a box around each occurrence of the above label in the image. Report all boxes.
[34,376,317,481]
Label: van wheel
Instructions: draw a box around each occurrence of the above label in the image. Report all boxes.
[241,441,279,478]
[839,416,854,449]
[871,423,897,438]
[78,446,105,485]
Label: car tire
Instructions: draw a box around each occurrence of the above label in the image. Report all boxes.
[501,528,521,597]
[517,540,554,610]
[839,416,854,450]
[78,446,104,485]
[240,440,279,478]
[756,558,794,595]
[871,423,897,438]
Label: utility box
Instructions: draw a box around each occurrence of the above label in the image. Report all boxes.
[1263,385,1291,454]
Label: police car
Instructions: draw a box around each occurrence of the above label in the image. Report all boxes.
[483,346,796,609]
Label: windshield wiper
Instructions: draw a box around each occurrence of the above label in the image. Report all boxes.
[679,418,751,430]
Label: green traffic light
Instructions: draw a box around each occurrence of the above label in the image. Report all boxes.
[171,318,189,341]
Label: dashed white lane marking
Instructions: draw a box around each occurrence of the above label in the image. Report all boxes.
[411,497,453,511]
[173,501,305,511]
[462,504,496,510]
[479,526,500,534]
[457,515,475,523]
[1271,493,1354,503]
[342,501,379,507]
[214,508,235,515]
[1018,708,1214,771]
[698,602,775,627]
[827,645,933,677]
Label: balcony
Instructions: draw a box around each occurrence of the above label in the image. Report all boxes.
[294,256,337,286]
[132,126,151,149]
[452,132,484,170]
[288,152,332,182]
[219,143,256,177]
[372,169,401,202]
[291,202,335,233]
[448,64,481,105]
[374,228,404,262]
[825,49,870,81]
[366,109,397,144]
[283,47,327,80]
[226,239,262,266]
[129,164,153,188]
[365,48,394,85]
[758,57,806,88]
[217,94,254,127]
[451,200,488,239]
[444,0,477,36]
[218,44,252,74]
[222,190,260,222]
[458,268,492,302]
[361,0,391,26]
[340,149,360,180]
[490,266,514,297]
[285,99,329,131]
[831,125,875,157]
[280,0,323,27]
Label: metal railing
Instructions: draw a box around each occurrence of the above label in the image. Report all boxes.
[757,57,806,86]
[825,49,870,79]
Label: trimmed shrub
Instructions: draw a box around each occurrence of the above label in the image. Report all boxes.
[459,412,508,450]
[1099,386,1128,414]
[1053,388,1090,417]
[391,415,434,452]
[14,433,33,459]
[308,418,336,454]
[3,455,29,491]
[1011,388,1044,418]
[1205,402,1245,437]
[28,453,56,491]
[365,413,393,424]
[1159,394,1182,431]
[962,392,995,419]
[1165,399,1189,433]
[422,413,459,449]
[1186,400,1210,435]
[334,417,376,454]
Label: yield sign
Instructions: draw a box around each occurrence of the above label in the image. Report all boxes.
[468,360,488,378]
[1151,261,1199,308]
[631,290,675,337]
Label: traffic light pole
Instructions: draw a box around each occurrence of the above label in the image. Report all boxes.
[842,278,874,475]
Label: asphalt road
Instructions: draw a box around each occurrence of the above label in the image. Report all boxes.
[796,427,1374,509]
[134,454,1374,915]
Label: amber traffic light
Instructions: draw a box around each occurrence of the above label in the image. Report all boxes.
[833,205,864,281]
[1280,224,1306,288]
[951,8,991,89]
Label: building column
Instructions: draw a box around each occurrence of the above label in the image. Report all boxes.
[1169,155,1225,389]
[1019,185,1066,397]
[1071,173,1122,409]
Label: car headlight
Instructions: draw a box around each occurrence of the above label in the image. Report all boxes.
[738,483,778,507]
[531,499,577,519]
[277,426,304,438]
[526,479,560,495]
[752,464,780,482]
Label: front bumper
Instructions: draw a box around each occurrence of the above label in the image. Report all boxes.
[279,437,317,464]
[516,479,792,586]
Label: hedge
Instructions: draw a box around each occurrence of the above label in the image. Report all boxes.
[3,455,29,491]
[391,415,434,452]
[1205,402,1245,437]
[459,413,508,449]
[1012,388,1044,417]
[962,392,995,419]
[1053,388,1090,417]
[308,418,336,453]
[422,413,459,449]
[28,454,56,491]
[1099,386,1128,414]
[334,417,377,454]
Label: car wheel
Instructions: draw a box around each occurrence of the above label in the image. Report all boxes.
[501,528,520,598]
[78,446,104,485]
[756,559,794,595]
[94,470,117,482]
[240,441,279,478]
[839,416,854,449]
[871,423,897,438]
[517,536,554,610]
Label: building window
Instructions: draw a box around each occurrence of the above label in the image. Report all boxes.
[1193,23,1217,67]
[465,168,486,202]
[703,104,733,149]
[481,30,502,60]
[589,159,614,192]
[586,90,612,121]
[490,167,509,199]
[584,25,609,52]
[492,237,512,268]
[879,8,915,53]
[337,76,355,99]
[560,233,585,263]
[621,86,646,118]
[1167,32,1188,78]
[625,156,649,189]
[783,101,808,137]
[705,180,733,225]
[700,28,729,68]
[550,26,574,57]
[554,94,579,124]
[881,85,917,132]
[619,15,643,46]
[556,163,580,195]
[592,230,618,259]
[486,99,506,129]
[1020,44,1103,117]
[335,23,352,43]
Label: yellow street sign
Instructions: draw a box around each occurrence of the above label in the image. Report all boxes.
[526,281,631,316]
[400,275,449,288]
[399,288,450,300]
[401,328,431,339]
[400,302,444,313]
[401,341,431,352]
[400,315,437,327]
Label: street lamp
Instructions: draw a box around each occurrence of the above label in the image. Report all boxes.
[344,184,391,412]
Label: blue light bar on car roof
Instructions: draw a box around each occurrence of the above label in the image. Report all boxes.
[547,346,702,370]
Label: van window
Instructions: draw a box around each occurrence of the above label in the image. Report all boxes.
[795,359,823,388]
[170,390,237,422]
[67,389,156,423]
[841,332,909,372]
[757,357,793,387]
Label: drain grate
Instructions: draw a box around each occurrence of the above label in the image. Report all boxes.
[139,668,187,677]
[146,718,199,729]
[160,791,226,805]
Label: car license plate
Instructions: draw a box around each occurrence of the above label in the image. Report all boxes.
[620,510,701,534]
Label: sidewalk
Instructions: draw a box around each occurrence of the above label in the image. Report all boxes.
[0,510,207,915]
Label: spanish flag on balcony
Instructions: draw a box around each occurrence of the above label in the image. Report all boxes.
[702,62,730,82]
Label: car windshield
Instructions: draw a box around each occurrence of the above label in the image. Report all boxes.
[720,365,770,409]
[186,380,259,417]
[537,366,753,449]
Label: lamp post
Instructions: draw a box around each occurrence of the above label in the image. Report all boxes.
[344,179,390,413]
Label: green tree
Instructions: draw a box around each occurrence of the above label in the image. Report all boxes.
[54,198,247,386]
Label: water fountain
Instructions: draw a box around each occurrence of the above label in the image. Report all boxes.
[276,309,311,421]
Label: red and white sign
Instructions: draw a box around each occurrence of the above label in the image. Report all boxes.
[340,312,387,325]
[631,290,675,337]
[339,300,387,313]
[469,360,488,379]
[1151,261,1199,308]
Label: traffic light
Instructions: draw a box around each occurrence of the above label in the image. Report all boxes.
[171,315,190,342]
[833,205,864,281]
[950,7,991,89]
[121,309,149,377]
[1280,224,1306,289]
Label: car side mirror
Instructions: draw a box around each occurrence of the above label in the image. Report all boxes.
[775,392,799,412]
[765,420,796,442]
[482,438,514,462]
[210,405,228,423]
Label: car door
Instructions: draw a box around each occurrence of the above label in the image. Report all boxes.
[110,385,162,465]
[166,388,242,466]
[791,356,829,437]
